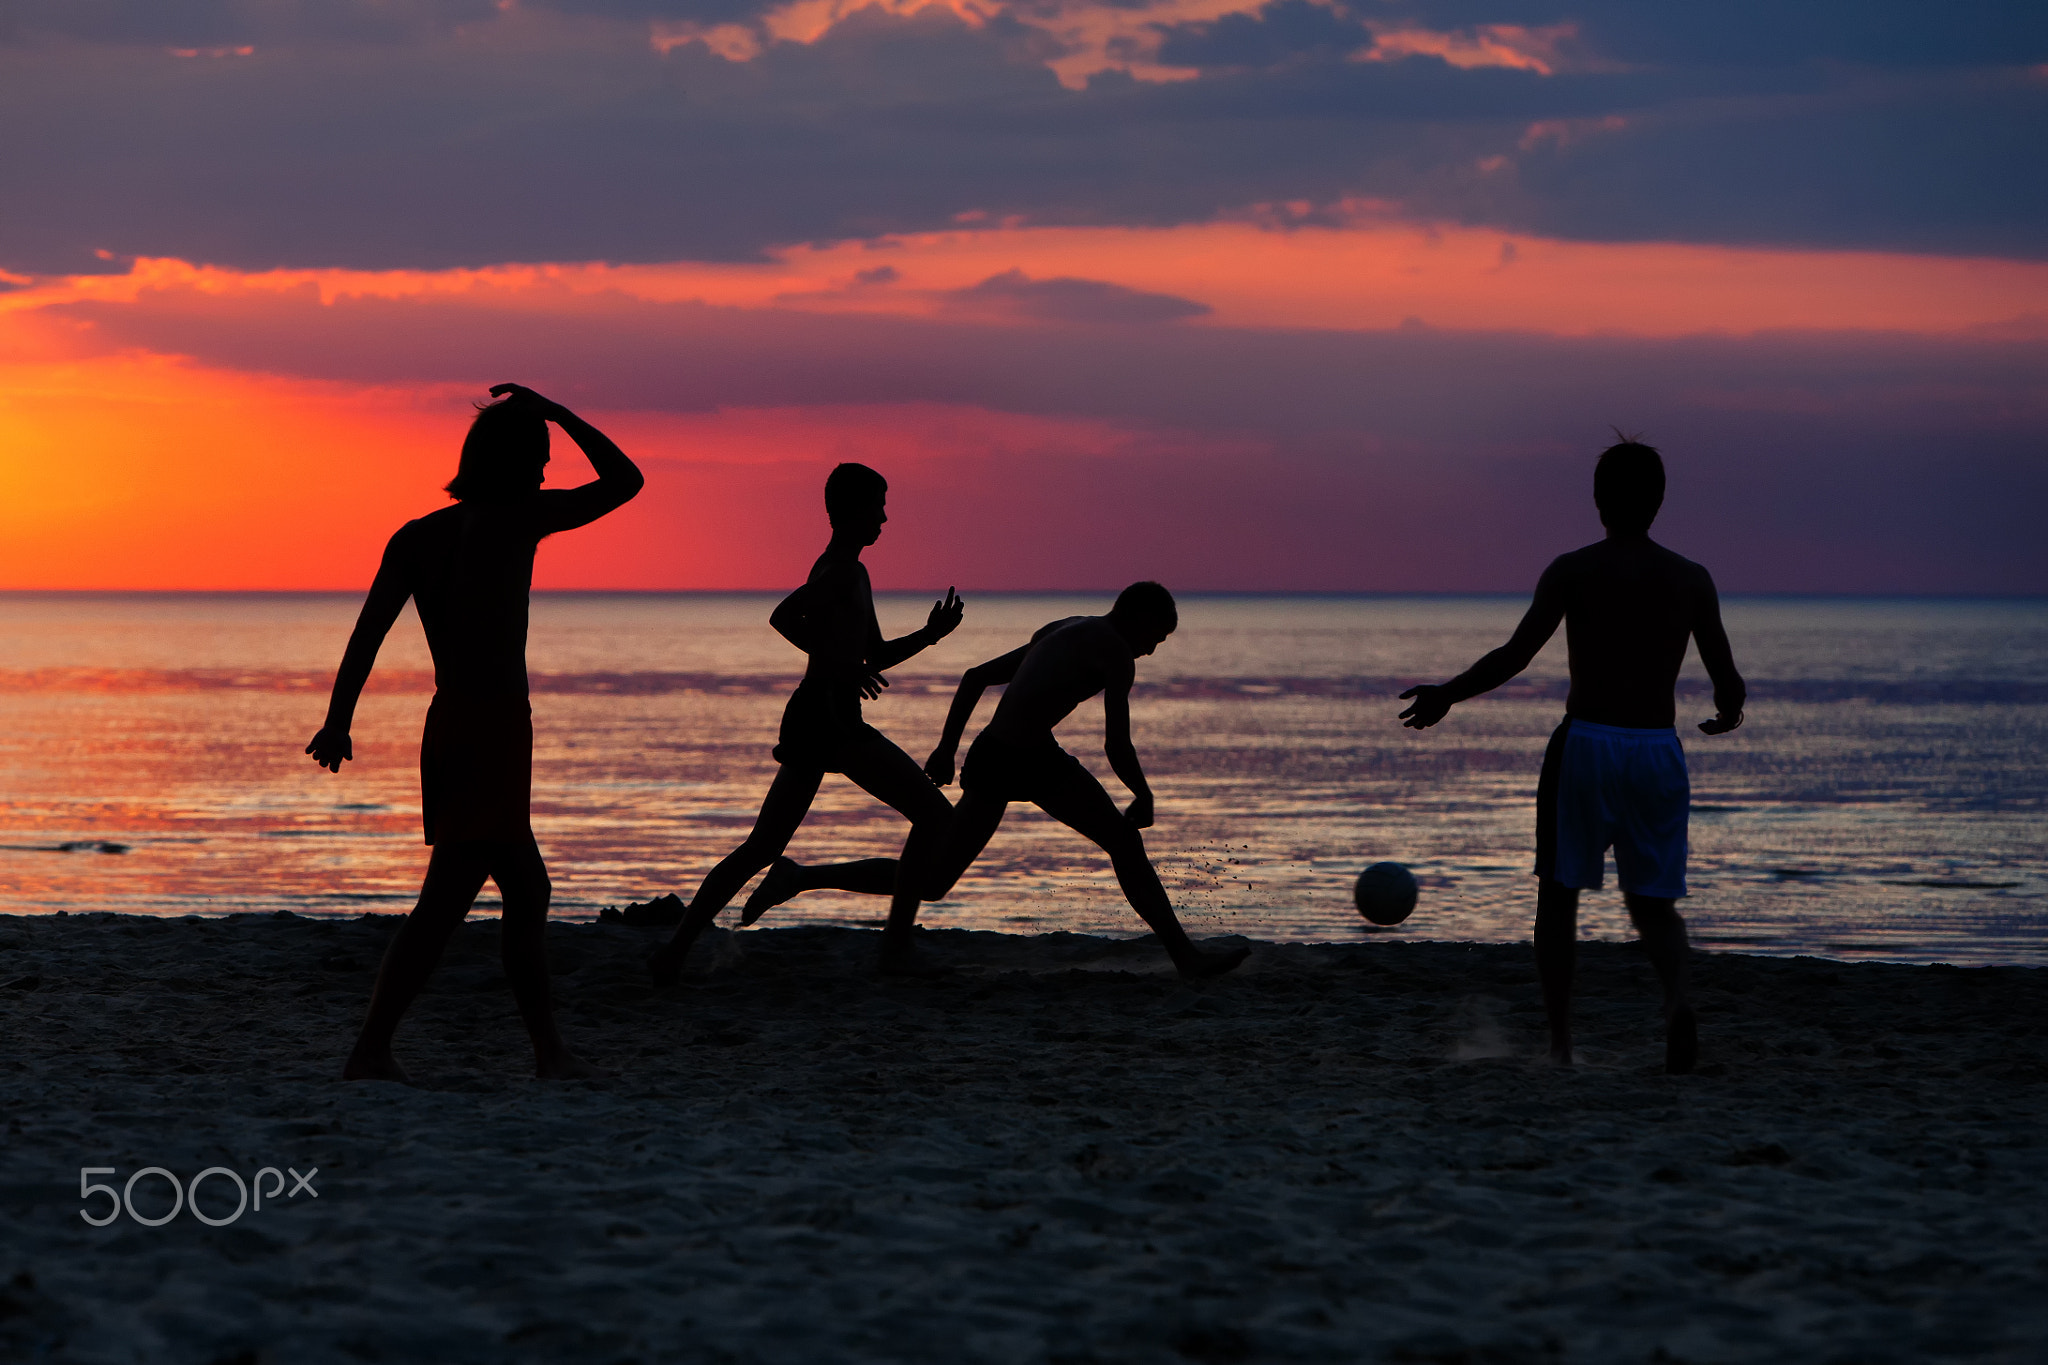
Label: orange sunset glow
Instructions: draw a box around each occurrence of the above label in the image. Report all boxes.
[1,2,2043,592]
[5,222,2044,592]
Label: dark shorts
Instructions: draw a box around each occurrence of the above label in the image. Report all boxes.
[420,693,533,845]
[961,731,1091,803]
[773,684,889,773]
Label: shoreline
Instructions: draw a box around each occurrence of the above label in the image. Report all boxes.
[4,915,2045,1362]
[8,906,2044,973]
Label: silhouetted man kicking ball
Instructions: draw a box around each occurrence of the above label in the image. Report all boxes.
[648,463,963,985]
[885,582,1248,980]
[310,384,643,1081]
[1399,439,1744,1074]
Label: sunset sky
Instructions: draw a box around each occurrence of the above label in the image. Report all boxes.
[1,1,2043,592]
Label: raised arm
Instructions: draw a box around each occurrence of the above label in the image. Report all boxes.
[869,588,964,671]
[1101,665,1153,828]
[1690,570,1747,735]
[1399,559,1569,729]
[923,640,1033,785]
[490,384,645,535]
[306,535,414,772]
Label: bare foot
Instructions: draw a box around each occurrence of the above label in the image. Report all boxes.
[342,1049,410,1083]
[1176,946,1249,981]
[648,943,686,989]
[740,857,803,927]
[1665,1004,1698,1075]
[535,1048,609,1080]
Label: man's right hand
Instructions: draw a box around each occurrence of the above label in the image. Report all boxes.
[1698,711,1744,736]
[924,747,956,786]
[1398,684,1453,730]
[488,382,570,421]
[306,727,353,772]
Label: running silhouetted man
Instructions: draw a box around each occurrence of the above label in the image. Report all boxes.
[310,384,643,1081]
[648,463,963,985]
[884,582,1248,979]
[1398,439,1744,1073]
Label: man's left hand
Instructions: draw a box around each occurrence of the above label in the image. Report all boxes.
[925,588,964,641]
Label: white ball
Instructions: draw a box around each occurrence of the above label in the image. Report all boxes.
[1353,862,1418,926]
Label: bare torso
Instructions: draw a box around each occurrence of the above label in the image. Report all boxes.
[984,616,1131,740]
[393,502,545,698]
[1552,539,1718,728]
[797,555,882,698]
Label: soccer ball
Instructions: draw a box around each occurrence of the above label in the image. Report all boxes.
[1353,862,1418,926]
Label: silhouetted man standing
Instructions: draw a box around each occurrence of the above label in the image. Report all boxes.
[648,463,963,984]
[886,582,1248,979]
[310,383,643,1081]
[1399,440,1744,1073]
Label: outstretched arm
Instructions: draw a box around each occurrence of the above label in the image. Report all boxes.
[1400,559,1568,729]
[1691,571,1746,735]
[306,536,413,772]
[923,639,1031,785]
[1101,671,1153,828]
[492,384,645,534]
[870,588,964,671]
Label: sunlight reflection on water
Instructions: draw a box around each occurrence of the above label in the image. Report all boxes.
[1,593,2043,965]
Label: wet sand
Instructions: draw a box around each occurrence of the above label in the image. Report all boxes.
[3,912,2045,1363]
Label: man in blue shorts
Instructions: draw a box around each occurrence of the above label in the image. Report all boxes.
[1398,439,1745,1073]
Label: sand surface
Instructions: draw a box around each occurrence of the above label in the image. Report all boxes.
[3,913,2045,1364]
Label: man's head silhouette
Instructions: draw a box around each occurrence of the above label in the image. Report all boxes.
[1594,439,1665,536]
[1111,580,1177,656]
[447,396,550,502]
[825,462,889,545]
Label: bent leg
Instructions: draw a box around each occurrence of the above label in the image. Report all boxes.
[1030,774,1245,980]
[344,842,491,1081]
[748,742,955,918]
[1625,891,1696,1074]
[653,765,822,984]
[1534,879,1579,1065]
[880,791,1008,968]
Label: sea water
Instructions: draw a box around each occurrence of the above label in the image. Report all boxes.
[1,592,2042,965]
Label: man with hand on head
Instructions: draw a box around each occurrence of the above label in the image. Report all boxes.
[1399,437,1745,1074]
[309,383,643,1082]
[882,581,1249,980]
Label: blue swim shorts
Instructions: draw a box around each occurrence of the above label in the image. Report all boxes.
[1534,715,1690,898]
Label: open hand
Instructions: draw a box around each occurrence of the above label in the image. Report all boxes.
[925,587,964,641]
[488,383,569,421]
[859,669,890,701]
[1397,684,1452,730]
[925,747,956,787]
[306,727,353,772]
[1698,711,1743,736]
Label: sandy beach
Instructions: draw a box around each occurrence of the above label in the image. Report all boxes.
[3,912,2044,1363]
